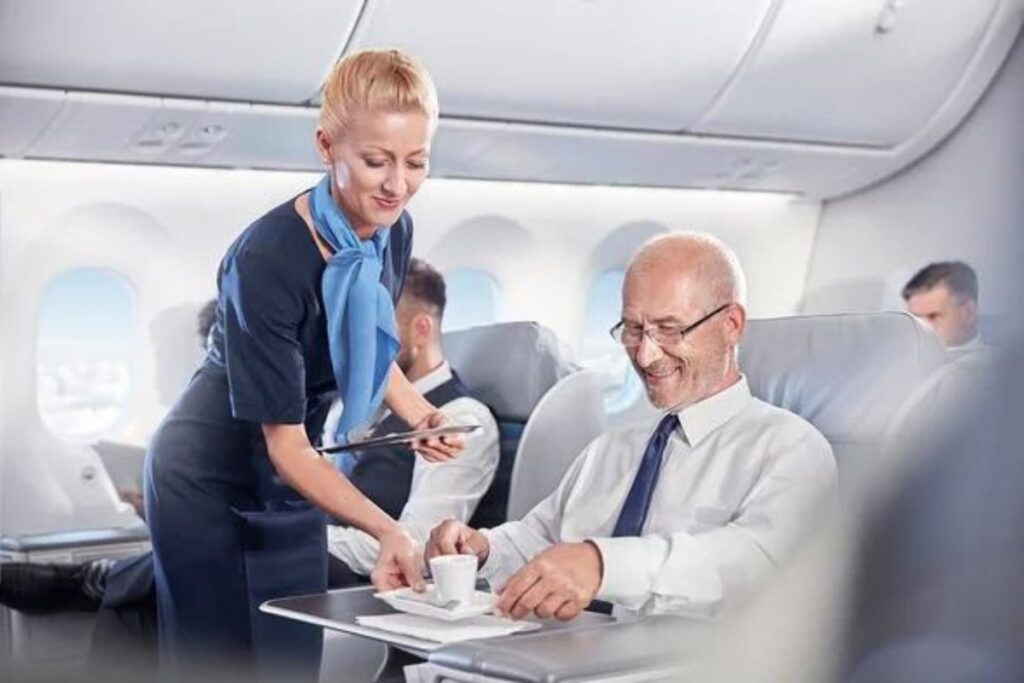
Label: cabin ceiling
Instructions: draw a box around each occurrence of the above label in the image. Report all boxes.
[1,0,1022,198]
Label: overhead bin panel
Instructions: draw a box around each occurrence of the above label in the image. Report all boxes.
[693,0,1002,147]
[0,0,361,104]
[165,104,321,171]
[430,119,875,197]
[349,0,771,131]
[0,88,64,157]
[27,93,162,162]
[19,93,322,171]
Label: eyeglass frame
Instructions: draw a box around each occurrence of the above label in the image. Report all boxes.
[608,303,733,348]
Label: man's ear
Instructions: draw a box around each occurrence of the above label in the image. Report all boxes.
[725,303,747,344]
[961,298,980,336]
[413,312,435,344]
[964,299,979,324]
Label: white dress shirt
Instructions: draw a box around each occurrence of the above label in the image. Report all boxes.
[479,375,837,618]
[948,334,987,359]
[327,361,500,575]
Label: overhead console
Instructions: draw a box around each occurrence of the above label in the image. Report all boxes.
[0,0,1021,198]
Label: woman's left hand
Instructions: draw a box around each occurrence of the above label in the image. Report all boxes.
[411,411,465,463]
[372,528,425,593]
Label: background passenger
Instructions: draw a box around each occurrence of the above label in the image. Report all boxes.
[903,261,984,356]
[426,233,837,621]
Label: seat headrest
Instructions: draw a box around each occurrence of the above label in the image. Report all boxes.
[443,322,578,421]
[739,313,946,446]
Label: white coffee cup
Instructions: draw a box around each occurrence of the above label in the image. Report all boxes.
[428,554,477,604]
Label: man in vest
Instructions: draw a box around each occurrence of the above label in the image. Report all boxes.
[1,258,500,610]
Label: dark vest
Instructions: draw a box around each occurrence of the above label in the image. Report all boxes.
[348,372,487,520]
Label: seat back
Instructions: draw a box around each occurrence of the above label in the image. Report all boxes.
[444,322,578,526]
[739,312,947,472]
[506,370,608,520]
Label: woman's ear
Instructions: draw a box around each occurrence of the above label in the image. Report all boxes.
[315,128,332,167]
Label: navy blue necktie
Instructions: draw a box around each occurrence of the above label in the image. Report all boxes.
[589,413,678,614]
[612,413,679,537]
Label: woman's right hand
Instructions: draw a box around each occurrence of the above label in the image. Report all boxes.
[411,411,465,463]
[372,528,426,593]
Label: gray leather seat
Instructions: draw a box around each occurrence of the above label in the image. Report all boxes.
[505,369,608,520]
[444,322,583,524]
[739,312,947,473]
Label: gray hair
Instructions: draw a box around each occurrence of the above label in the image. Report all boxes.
[627,232,748,308]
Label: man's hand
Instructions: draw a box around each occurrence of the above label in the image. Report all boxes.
[372,529,426,593]
[425,519,490,566]
[496,542,604,621]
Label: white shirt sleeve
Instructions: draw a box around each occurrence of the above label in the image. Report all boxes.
[327,397,500,575]
[589,426,837,617]
[478,440,596,588]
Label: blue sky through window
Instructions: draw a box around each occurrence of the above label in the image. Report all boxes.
[37,268,137,438]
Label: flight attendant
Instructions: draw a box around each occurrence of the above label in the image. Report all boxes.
[143,49,461,680]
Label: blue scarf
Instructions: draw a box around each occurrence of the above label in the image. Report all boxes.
[308,174,400,445]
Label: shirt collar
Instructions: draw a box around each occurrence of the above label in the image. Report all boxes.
[672,375,752,446]
[949,334,985,356]
[412,361,453,395]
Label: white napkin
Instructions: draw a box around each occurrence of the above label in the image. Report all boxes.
[355,613,540,644]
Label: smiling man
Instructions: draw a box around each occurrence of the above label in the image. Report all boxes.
[426,232,837,621]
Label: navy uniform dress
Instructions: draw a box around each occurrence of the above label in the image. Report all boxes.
[143,196,412,679]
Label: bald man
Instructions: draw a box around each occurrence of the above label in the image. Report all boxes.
[426,233,837,621]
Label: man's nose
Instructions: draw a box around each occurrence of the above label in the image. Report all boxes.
[633,331,663,367]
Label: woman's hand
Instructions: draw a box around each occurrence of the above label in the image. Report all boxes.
[411,411,465,463]
[372,528,426,593]
[384,363,465,462]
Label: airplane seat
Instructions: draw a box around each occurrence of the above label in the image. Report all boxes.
[443,322,579,527]
[978,314,1014,348]
[738,312,947,477]
[882,347,998,473]
[505,370,608,520]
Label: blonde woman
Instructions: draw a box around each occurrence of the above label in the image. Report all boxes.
[143,49,462,678]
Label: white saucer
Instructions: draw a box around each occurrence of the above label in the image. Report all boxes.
[374,585,498,622]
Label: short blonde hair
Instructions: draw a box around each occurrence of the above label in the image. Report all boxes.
[318,48,439,139]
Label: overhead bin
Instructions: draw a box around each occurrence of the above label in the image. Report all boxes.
[693,0,1003,147]
[348,0,772,131]
[0,0,360,104]
[0,0,1021,198]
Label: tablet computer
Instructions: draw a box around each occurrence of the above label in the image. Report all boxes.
[93,440,147,491]
[317,424,480,454]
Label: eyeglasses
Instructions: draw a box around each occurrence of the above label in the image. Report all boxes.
[609,303,732,348]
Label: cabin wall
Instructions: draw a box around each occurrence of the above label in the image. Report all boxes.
[803,34,1024,319]
[0,161,818,533]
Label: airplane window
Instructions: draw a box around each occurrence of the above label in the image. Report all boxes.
[442,269,502,332]
[581,270,644,413]
[36,268,138,439]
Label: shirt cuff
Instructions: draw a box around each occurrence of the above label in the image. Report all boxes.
[589,536,659,603]
[477,527,515,587]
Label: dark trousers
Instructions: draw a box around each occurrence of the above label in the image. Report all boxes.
[89,551,369,674]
